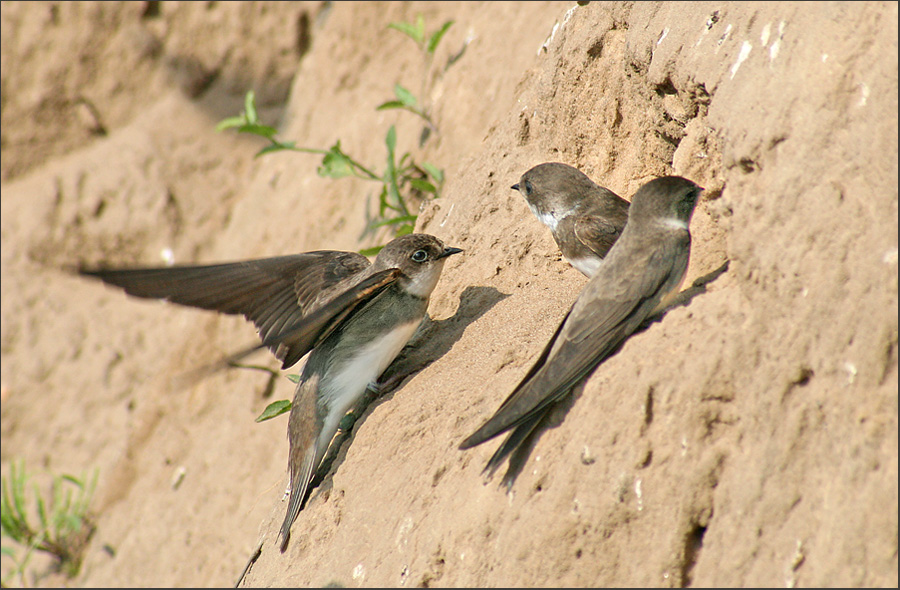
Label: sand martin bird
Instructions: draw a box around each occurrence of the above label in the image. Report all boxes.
[512,162,630,277]
[461,176,702,483]
[79,233,462,551]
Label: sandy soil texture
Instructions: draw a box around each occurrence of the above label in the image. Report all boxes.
[2,1,897,587]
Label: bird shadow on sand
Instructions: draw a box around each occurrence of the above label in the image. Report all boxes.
[482,260,731,491]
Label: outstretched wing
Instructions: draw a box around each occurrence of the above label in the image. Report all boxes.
[227,268,402,369]
[79,251,371,364]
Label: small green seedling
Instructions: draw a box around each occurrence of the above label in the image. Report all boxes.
[379,17,455,141]
[1,461,97,584]
[218,91,443,255]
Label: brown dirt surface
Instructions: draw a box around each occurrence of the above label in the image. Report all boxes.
[2,1,897,587]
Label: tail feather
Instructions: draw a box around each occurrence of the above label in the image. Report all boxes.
[482,412,543,479]
[279,445,318,552]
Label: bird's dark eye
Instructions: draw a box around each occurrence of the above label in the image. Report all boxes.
[411,249,429,262]
[523,180,534,196]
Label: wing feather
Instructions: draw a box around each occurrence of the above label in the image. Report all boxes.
[79,251,372,364]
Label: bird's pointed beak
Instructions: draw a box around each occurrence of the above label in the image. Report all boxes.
[438,246,463,260]
[510,183,520,191]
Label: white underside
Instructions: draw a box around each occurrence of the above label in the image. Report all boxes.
[316,319,421,448]
[567,255,602,278]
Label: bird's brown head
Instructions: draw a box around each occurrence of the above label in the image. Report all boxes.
[628,176,703,228]
[374,233,462,298]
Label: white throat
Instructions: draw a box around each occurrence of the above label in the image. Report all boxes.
[530,204,575,232]
[404,266,443,299]
[656,217,689,231]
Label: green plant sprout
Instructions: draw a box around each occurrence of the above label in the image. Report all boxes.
[254,374,300,423]
[1,461,97,584]
[387,15,455,55]
[218,91,443,256]
[255,399,292,423]
[377,83,435,130]
[216,91,380,178]
[378,16,455,140]
[254,374,299,423]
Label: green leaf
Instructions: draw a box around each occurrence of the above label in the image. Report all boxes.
[317,143,355,178]
[359,245,384,257]
[376,186,390,216]
[395,224,414,237]
[244,90,259,124]
[383,128,407,215]
[409,178,437,194]
[286,374,300,384]
[35,486,47,532]
[255,400,292,423]
[393,84,417,108]
[376,100,405,111]
[256,141,297,157]
[387,20,423,44]
[238,123,278,140]
[62,515,82,537]
[215,116,248,132]
[427,20,454,53]
[10,464,27,528]
[373,214,418,228]
[84,470,98,515]
[385,126,397,153]
[1,476,21,537]
[51,479,66,530]
[421,162,444,184]
[0,509,14,538]
[60,475,84,489]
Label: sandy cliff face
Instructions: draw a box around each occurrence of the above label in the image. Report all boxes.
[1,2,896,587]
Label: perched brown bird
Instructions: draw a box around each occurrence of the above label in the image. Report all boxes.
[512,162,630,277]
[463,176,702,486]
